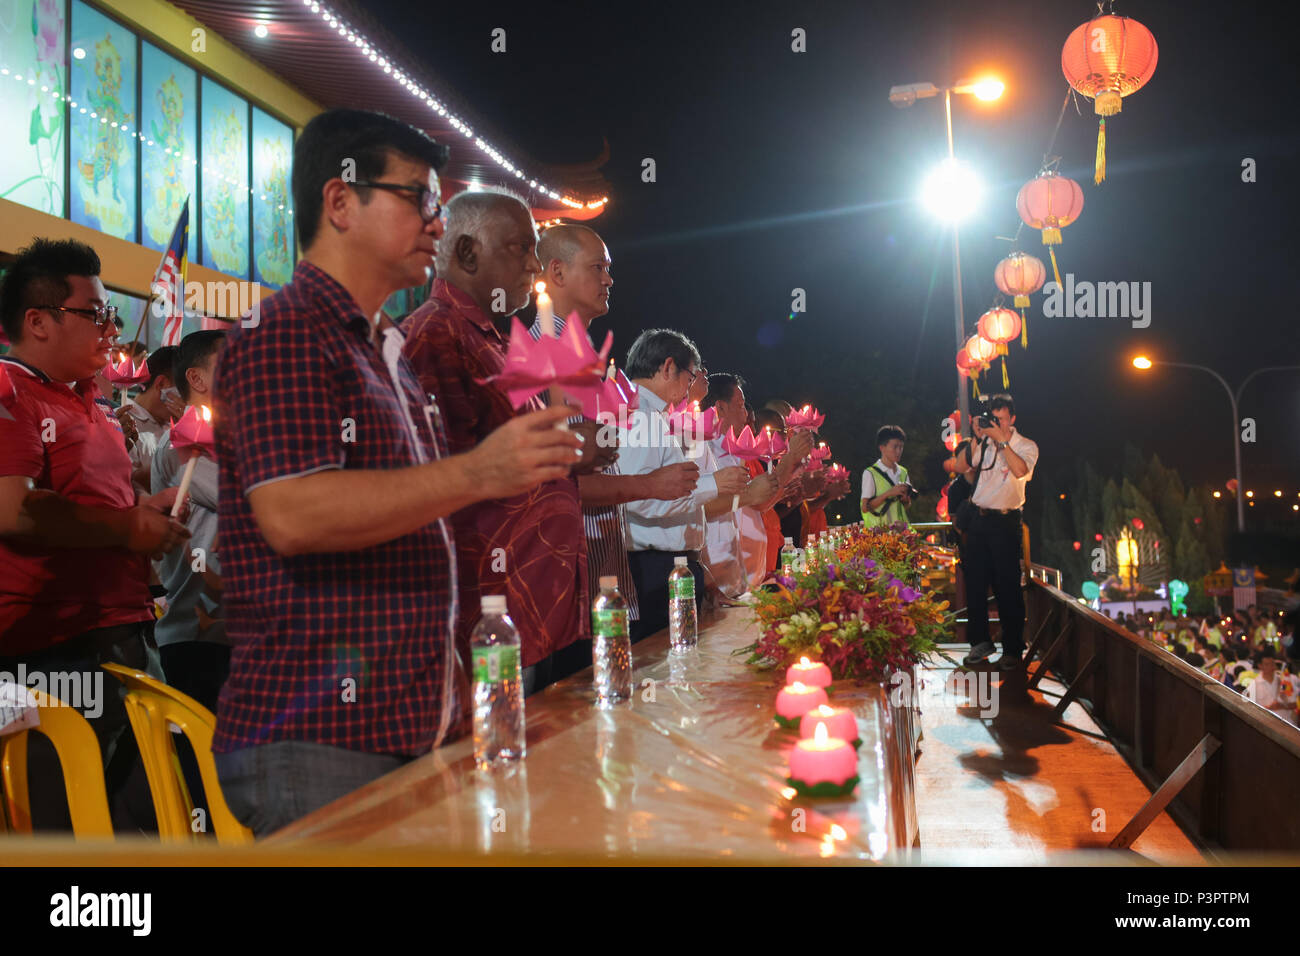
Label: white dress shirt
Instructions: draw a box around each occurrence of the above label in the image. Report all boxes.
[969,428,1039,511]
[621,386,719,552]
[704,435,768,596]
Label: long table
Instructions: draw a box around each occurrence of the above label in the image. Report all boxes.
[269,606,920,861]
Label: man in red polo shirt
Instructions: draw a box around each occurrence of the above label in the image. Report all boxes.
[0,237,191,830]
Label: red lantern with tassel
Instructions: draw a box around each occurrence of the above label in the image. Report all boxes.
[1016,172,1083,288]
[961,338,995,401]
[977,308,1022,388]
[994,252,1046,347]
[1062,14,1158,185]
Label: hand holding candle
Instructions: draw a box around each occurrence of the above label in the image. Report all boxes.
[169,404,214,517]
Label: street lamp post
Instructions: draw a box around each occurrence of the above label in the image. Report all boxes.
[891,77,1004,437]
[1132,357,1300,532]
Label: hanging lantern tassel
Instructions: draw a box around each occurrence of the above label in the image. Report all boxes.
[1095,117,1107,185]
[1020,309,1028,348]
[1048,245,1063,288]
[1001,355,1010,388]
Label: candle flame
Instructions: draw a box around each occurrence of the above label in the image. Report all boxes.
[199,404,212,422]
[814,722,829,745]
[534,281,546,295]
[799,656,811,666]
[817,705,834,716]
[780,786,797,800]
[830,824,847,841]
[790,681,807,692]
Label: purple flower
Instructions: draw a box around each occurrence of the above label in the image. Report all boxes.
[825,564,838,580]
[776,575,796,589]
[899,586,922,603]
[888,577,903,589]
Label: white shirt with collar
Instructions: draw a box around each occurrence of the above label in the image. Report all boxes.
[124,399,169,499]
[621,386,719,552]
[969,427,1039,511]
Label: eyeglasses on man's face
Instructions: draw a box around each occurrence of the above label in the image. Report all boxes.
[352,181,445,224]
[38,304,120,329]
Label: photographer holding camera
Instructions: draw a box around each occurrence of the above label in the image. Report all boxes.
[955,394,1039,670]
[861,425,915,529]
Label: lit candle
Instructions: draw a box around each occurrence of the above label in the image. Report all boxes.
[605,358,616,381]
[535,281,555,338]
[799,704,859,747]
[170,405,212,517]
[775,680,829,726]
[789,722,858,793]
[785,656,832,689]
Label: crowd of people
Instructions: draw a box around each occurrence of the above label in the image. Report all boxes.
[0,107,857,838]
[1107,605,1300,724]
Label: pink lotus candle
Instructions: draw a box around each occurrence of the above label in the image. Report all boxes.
[785,656,831,689]
[774,680,828,728]
[799,704,859,746]
[169,404,214,517]
[789,723,858,795]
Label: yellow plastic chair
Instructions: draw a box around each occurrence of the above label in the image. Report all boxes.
[0,689,114,838]
[100,663,253,844]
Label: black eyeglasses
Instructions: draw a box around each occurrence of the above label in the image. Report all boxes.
[352,181,445,224]
[687,365,707,387]
[38,304,120,329]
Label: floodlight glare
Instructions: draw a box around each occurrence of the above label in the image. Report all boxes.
[922,158,980,222]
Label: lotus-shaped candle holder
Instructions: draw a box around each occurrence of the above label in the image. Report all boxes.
[483,310,614,410]
[825,463,850,484]
[722,425,786,462]
[804,441,832,470]
[785,404,825,432]
[170,404,215,458]
[664,399,722,442]
[584,366,639,423]
[102,351,150,388]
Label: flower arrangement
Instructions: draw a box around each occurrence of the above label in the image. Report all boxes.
[742,525,954,682]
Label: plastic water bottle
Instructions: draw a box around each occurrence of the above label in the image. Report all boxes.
[471,595,525,768]
[779,536,797,577]
[592,575,632,703]
[806,534,820,571]
[668,556,698,650]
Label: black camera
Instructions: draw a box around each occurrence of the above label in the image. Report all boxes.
[976,407,999,430]
[900,481,919,502]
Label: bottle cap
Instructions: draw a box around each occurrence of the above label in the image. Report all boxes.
[481,595,507,615]
[784,537,793,545]
[599,575,618,589]
[674,556,688,566]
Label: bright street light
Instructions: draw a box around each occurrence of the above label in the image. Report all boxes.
[922,158,981,221]
[956,77,1006,101]
[1132,355,1152,370]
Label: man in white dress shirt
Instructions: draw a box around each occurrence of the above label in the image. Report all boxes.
[955,394,1039,670]
[619,329,752,641]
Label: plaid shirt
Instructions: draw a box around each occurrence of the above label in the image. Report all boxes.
[403,279,588,667]
[212,261,458,757]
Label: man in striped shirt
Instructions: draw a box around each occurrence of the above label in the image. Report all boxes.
[529,226,699,675]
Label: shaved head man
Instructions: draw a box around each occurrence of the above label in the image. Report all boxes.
[536,224,613,328]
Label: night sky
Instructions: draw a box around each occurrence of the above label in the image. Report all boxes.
[365,0,1298,516]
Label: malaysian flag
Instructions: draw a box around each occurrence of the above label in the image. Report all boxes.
[151,199,190,347]
[1232,567,1256,610]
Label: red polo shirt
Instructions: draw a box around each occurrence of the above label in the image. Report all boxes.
[0,356,152,655]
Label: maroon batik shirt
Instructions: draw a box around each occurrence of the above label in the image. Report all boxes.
[403,278,589,668]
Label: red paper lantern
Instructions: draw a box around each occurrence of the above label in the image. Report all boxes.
[956,349,988,401]
[1016,172,1084,287]
[965,333,997,365]
[977,307,1022,388]
[1073,541,1082,551]
[994,252,1047,347]
[1132,518,1144,530]
[942,409,962,452]
[1062,14,1158,184]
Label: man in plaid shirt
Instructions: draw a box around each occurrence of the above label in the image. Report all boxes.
[212,109,581,837]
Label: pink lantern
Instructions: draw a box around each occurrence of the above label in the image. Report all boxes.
[170,404,215,458]
[664,398,722,441]
[102,351,150,389]
[785,404,825,432]
[483,311,612,409]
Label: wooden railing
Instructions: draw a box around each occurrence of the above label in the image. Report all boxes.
[1023,563,1300,855]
